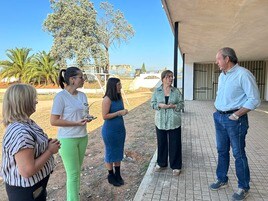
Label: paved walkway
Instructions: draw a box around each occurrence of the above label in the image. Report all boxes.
[134,101,268,201]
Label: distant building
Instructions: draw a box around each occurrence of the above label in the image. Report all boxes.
[110,65,132,76]
[83,64,133,77]
[134,69,141,77]
[1,77,19,83]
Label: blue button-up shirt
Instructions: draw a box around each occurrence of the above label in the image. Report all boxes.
[215,64,261,111]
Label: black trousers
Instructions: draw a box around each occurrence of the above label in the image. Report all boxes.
[156,126,182,169]
[5,175,50,201]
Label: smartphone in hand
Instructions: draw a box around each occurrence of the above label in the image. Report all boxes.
[87,116,97,121]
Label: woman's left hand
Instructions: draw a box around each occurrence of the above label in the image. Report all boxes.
[47,139,61,154]
[168,104,176,109]
[118,109,128,116]
[159,103,176,109]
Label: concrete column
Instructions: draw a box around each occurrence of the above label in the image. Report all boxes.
[184,63,194,100]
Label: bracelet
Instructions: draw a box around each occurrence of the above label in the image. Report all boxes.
[232,113,239,120]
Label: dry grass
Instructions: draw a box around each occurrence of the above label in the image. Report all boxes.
[0,78,138,138]
[0,79,157,201]
[0,90,152,161]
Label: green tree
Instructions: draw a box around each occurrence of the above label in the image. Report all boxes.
[91,43,107,73]
[0,47,33,83]
[43,0,99,69]
[27,51,60,85]
[97,1,135,72]
[141,62,146,73]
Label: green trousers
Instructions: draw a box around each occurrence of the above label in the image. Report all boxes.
[59,135,88,201]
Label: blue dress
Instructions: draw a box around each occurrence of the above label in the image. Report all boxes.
[102,99,126,163]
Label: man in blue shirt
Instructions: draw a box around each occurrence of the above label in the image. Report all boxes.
[210,47,261,201]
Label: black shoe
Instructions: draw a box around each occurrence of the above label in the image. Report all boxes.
[115,174,124,185]
[108,174,121,187]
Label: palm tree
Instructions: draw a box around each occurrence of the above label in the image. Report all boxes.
[28,51,59,85]
[0,47,33,83]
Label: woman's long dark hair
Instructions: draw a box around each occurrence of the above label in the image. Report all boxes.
[104,78,122,101]
[58,67,81,89]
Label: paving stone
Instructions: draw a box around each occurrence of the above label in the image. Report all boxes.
[134,101,268,201]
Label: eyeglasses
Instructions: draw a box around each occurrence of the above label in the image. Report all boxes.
[73,76,84,80]
[165,75,174,79]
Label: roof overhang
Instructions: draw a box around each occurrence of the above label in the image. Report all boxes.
[161,0,268,63]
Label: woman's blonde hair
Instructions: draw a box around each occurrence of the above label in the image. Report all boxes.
[2,84,37,126]
[161,70,173,81]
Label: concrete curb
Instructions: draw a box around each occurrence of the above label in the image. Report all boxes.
[133,150,157,201]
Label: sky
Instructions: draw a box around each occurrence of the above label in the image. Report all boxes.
[0,0,182,71]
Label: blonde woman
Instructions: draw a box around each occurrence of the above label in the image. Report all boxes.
[1,84,60,201]
[151,70,184,176]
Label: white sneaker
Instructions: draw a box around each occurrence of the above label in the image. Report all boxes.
[172,169,181,176]
[154,165,165,172]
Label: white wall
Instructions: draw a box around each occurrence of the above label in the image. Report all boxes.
[184,63,194,100]
[128,73,161,90]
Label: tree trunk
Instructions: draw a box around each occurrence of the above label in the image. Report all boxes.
[96,66,100,73]
[105,48,110,73]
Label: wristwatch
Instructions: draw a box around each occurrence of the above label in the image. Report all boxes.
[232,113,239,120]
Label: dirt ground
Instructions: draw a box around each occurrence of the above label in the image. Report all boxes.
[0,92,157,201]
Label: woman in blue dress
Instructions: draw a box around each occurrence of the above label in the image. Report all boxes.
[102,78,128,186]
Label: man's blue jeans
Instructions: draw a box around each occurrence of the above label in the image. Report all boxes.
[213,111,250,190]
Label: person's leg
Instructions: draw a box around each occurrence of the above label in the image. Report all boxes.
[5,175,49,201]
[106,162,113,170]
[114,162,121,166]
[168,127,182,170]
[59,138,81,201]
[214,112,230,183]
[34,175,50,201]
[114,161,124,185]
[156,127,168,167]
[5,184,35,201]
[76,136,88,195]
[106,162,121,186]
[227,114,250,190]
